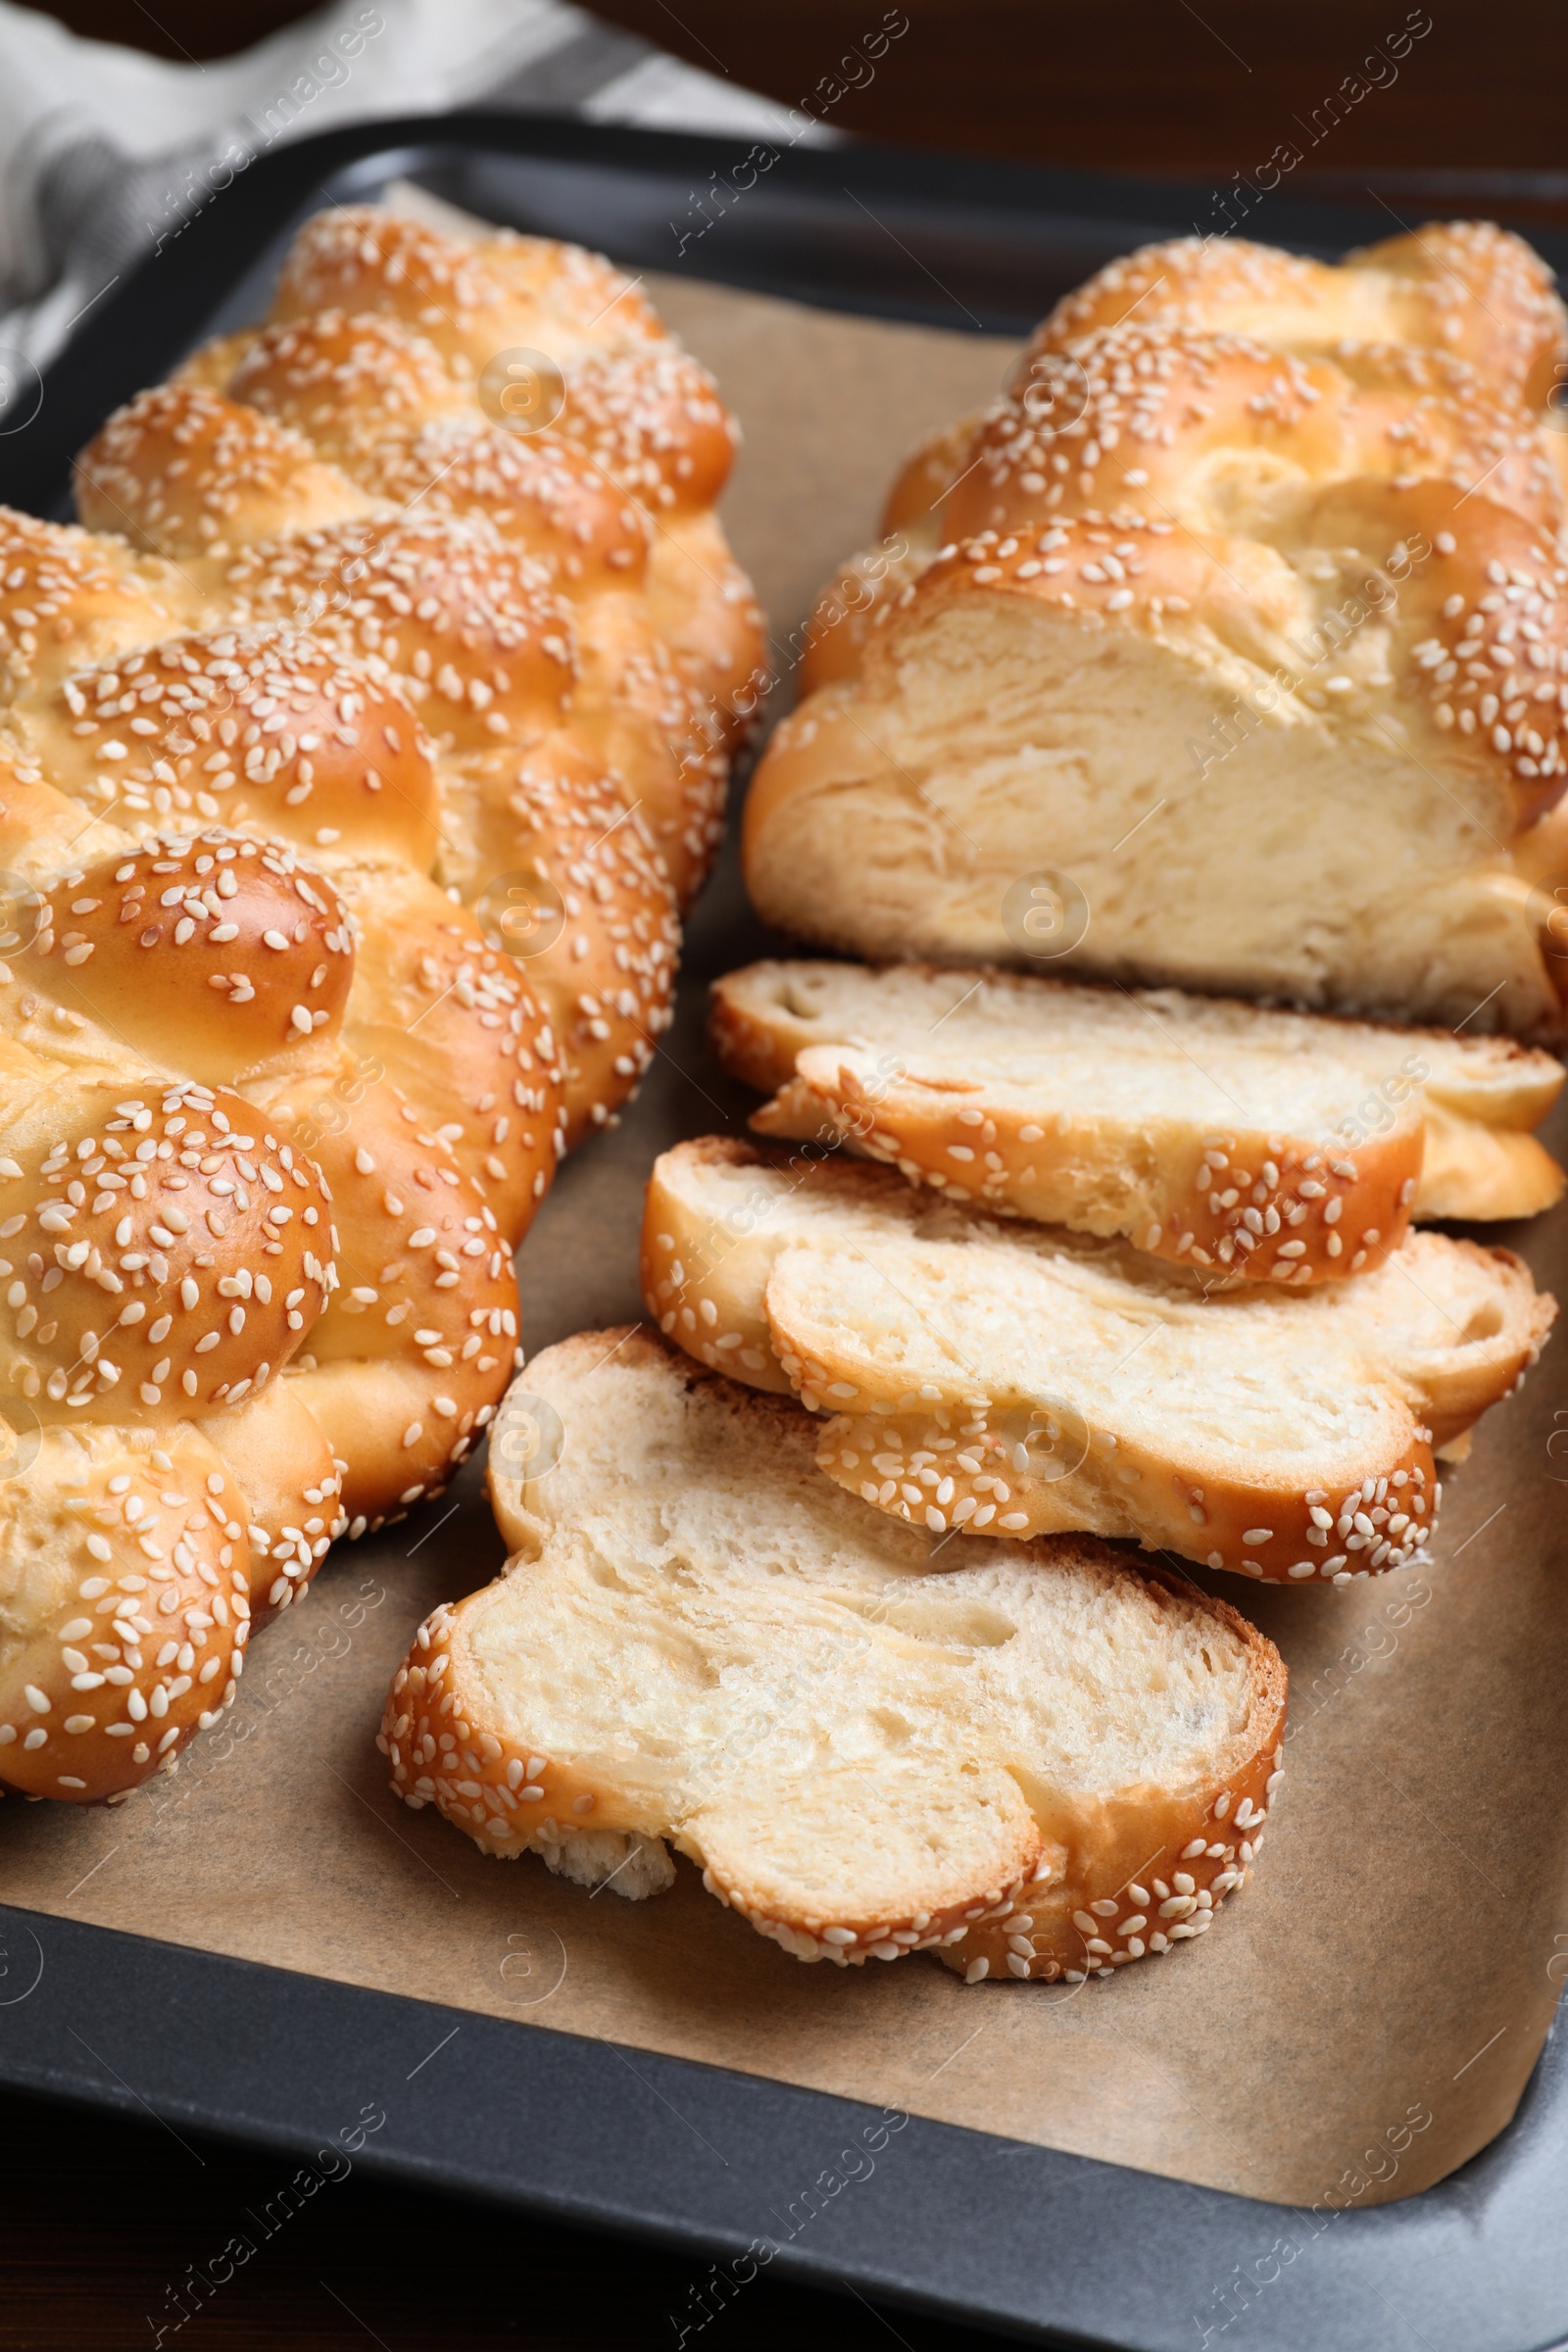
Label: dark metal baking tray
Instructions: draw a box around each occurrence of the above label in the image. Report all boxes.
[0,114,1564,2351]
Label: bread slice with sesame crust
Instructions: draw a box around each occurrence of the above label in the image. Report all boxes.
[711,958,1566,1240]
[378,1328,1287,1985]
[642,1139,1554,1586]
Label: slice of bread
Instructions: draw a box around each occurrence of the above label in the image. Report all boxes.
[380,1327,1287,1984]
[642,1139,1555,1583]
[711,959,1566,1235]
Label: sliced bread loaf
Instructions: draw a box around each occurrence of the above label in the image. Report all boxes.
[380,1328,1286,1984]
[711,958,1566,1239]
[642,1139,1554,1583]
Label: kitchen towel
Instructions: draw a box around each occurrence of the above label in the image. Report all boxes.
[0,0,825,378]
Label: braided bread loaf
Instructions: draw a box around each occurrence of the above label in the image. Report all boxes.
[752,221,1568,1037]
[0,205,760,1805]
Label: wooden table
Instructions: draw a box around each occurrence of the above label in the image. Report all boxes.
[6,6,1565,2345]
[595,1,1568,182]
[32,0,1568,196]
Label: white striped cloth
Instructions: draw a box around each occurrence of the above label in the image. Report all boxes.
[0,0,827,371]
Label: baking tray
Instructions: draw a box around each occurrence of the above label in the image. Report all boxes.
[1,113,1566,2351]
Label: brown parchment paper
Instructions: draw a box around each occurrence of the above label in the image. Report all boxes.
[4,261,1568,2213]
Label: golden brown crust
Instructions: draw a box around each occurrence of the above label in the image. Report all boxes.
[1035,225,1568,411]
[215,515,577,759]
[276,1088,520,1524]
[342,417,652,596]
[164,269,752,772]
[472,228,664,345]
[937,328,1564,545]
[0,1080,331,1423]
[881,410,990,545]
[184,206,760,777]
[253,207,760,731]
[0,654,557,1552]
[854,298,1566,690]
[321,860,564,1229]
[170,331,255,396]
[447,746,678,1148]
[0,1080,354,1802]
[784,1233,1549,1577]
[14,623,443,863]
[1418,1102,1566,1219]
[1348,223,1568,409]
[225,311,464,460]
[0,1426,253,1803]
[646,513,765,748]
[269,214,552,375]
[268,209,659,372]
[810,1406,1439,1590]
[74,383,374,559]
[17,830,353,1087]
[197,1377,342,1630]
[550,343,737,517]
[568,599,726,907]
[777,1046,1423,1284]
[0,510,184,706]
[0,583,551,1793]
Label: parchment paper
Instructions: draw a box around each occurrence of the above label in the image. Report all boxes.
[4,264,1567,2212]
